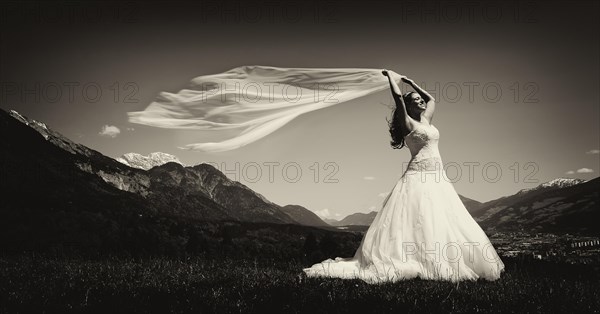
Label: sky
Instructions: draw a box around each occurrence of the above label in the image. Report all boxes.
[1,0,598,221]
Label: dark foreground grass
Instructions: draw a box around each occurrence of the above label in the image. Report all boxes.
[0,255,598,313]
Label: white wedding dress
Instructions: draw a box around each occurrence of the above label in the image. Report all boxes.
[303,123,505,284]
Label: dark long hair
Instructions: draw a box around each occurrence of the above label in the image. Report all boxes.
[387,92,417,149]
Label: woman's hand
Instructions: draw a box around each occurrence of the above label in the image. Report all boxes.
[383,70,412,84]
[382,69,403,80]
[401,76,413,84]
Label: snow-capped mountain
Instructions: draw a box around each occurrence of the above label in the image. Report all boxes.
[516,178,586,195]
[472,177,598,234]
[1,109,299,225]
[0,108,333,256]
[2,108,597,236]
[117,152,185,170]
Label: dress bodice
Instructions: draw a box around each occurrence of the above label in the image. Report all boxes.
[404,124,442,172]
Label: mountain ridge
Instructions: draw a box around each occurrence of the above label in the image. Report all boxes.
[1,108,596,238]
[1,108,324,226]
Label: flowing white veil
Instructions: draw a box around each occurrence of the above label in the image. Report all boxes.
[128,65,394,152]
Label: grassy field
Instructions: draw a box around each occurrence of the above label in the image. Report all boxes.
[1,255,599,313]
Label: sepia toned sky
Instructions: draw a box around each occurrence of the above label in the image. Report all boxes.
[1,0,598,220]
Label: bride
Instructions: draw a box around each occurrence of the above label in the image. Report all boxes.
[302,70,505,284]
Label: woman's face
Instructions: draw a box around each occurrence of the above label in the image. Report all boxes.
[408,93,427,111]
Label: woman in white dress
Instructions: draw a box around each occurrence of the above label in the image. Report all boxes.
[302,70,505,284]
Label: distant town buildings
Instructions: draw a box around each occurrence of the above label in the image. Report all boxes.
[489,232,600,264]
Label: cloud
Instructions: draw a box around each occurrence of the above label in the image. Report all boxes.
[363,176,375,180]
[586,149,600,155]
[576,168,594,173]
[565,170,575,175]
[315,208,333,219]
[368,205,376,211]
[378,192,389,197]
[99,125,121,138]
[316,209,344,220]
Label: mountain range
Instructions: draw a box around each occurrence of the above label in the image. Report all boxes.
[1,108,598,248]
[324,178,598,235]
[0,109,329,229]
[114,150,486,228]
[471,177,598,234]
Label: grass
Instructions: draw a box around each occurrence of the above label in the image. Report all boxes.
[0,254,598,313]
